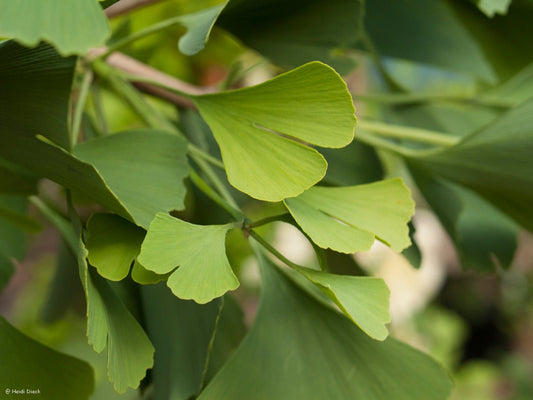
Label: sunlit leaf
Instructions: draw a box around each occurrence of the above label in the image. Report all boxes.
[86,213,145,281]
[177,1,228,55]
[197,256,452,400]
[472,0,512,17]
[138,213,239,303]
[0,0,109,55]
[194,62,356,201]
[295,267,390,340]
[285,178,414,253]
[0,316,94,399]
[408,98,533,231]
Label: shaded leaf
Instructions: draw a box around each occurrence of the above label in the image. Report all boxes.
[0,316,94,399]
[194,62,355,201]
[86,213,145,281]
[77,239,154,393]
[0,195,28,290]
[296,266,390,340]
[138,213,239,303]
[362,0,497,82]
[218,0,363,74]
[285,178,414,253]
[0,40,75,149]
[177,1,228,55]
[142,283,221,400]
[131,260,169,285]
[198,255,452,400]
[0,161,38,195]
[410,166,519,270]
[0,0,109,55]
[74,130,189,228]
[408,98,533,231]
[0,42,190,228]
[203,294,247,383]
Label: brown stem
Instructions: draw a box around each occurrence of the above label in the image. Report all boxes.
[105,0,167,18]
[88,48,212,108]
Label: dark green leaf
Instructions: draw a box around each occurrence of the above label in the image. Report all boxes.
[142,283,221,400]
[0,316,94,400]
[219,0,363,74]
[198,255,452,400]
[408,99,533,231]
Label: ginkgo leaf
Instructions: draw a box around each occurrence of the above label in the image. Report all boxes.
[407,98,533,232]
[138,213,239,304]
[197,255,452,400]
[0,317,95,400]
[0,42,190,229]
[0,0,109,55]
[295,266,390,340]
[218,0,363,74]
[86,213,145,281]
[77,240,154,393]
[142,284,222,400]
[285,178,415,253]
[131,260,168,285]
[193,61,356,201]
[74,130,189,229]
[177,1,228,55]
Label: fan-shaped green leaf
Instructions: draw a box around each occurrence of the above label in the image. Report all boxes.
[0,42,190,229]
[0,0,109,55]
[473,0,512,17]
[177,1,228,55]
[86,213,145,281]
[285,178,415,253]
[193,61,356,201]
[138,213,239,303]
[197,256,452,400]
[408,98,533,232]
[296,267,390,340]
[0,316,94,400]
[74,130,189,228]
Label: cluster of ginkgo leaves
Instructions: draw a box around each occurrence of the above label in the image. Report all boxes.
[1,0,533,399]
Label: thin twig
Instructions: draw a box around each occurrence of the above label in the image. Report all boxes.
[105,0,166,18]
[87,48,211,108]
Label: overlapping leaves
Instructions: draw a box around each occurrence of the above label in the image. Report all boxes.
[197,256,452,400]
[408,98,533,232]
[193,61,356,201]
